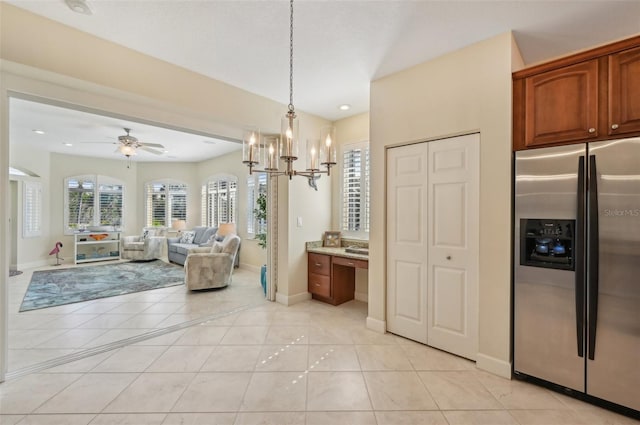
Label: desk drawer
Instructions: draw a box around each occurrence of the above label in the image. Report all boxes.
[308,253,331,276]
[308,272,330,298]
[332,256,368,269]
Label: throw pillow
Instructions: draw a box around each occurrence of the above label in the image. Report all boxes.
[180,231,196,244]
[142,229,151,240]
[210,241,224,253]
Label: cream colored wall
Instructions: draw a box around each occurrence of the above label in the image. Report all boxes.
[48,153,140,265]
[9,144,51,268]
[0,2,329,287]
[332,112,371,299]
[369,33,517,377]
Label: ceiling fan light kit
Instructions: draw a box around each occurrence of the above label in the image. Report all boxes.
[242,0,336,183]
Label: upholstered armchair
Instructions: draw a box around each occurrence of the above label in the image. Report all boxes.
[121,227,167,261]
[184,234,241,290]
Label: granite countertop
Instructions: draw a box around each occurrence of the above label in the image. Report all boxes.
[306,240,369,261]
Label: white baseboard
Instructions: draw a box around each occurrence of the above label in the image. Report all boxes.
[476,353,512,379]
[17,259,51,270]
[366,316,386,334]
[354,291,368,303]
[239,263,262,273]
[275,291,311,306]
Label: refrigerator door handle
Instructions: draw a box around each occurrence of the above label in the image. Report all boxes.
[576,156,585,358]
[588,154,599,361]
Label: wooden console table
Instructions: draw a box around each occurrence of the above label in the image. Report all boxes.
[307,251,368,305]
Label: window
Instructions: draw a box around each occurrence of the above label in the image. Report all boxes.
[202,174,237,227]
[144,181,188,227]
[23,180,42,238]
[64,175,124,233]
[247,173,267,235]
[341,141,370,234]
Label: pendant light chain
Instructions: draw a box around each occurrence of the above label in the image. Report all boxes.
[288,0,294,113]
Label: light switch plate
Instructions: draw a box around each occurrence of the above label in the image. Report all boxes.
[297,216,303,227]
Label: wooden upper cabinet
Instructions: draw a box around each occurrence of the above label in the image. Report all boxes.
[609,46,640,136]
[524,60,599,147]
[513,35,640,151]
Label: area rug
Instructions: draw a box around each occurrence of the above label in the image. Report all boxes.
[19,260,184,312]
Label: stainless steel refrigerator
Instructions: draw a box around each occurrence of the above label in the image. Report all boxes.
[514,137,640,414]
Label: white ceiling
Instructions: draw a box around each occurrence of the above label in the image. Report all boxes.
[7,0,640,162]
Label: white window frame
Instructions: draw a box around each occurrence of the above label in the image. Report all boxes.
[340,141,370,239]
[247,173,267,237]
[23,180,42,238]
[64,175,125,234]
[144,180,188,228]
[201,174,238,227]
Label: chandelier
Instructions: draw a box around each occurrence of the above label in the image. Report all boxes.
[242,0,336,180]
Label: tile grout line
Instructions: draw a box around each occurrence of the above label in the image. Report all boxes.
[5,303,262,381]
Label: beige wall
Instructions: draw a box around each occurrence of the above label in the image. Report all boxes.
[0,2,330,300]
[8,144,51,268]
[333,112,371,299]
[369,33,519,377]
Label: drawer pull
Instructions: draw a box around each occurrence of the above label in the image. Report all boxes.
[611,123,619,130]
[588,128,596,134]
[315,263,322,267]
[314,283,320,287]
[347,262,354,266]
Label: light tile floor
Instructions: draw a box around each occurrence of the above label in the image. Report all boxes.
[3,263,639,424]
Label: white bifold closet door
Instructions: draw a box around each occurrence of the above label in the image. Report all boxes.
[386,133,479,360]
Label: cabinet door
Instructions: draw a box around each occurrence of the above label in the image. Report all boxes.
[609,46,640,136]
[525,60,599,147]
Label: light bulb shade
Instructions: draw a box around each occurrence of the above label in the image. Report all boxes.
[171,219,186,231]
[217,222,236,237]
[320,126,337,165]
[306,139,320,171]
[242,128,262,166]
[119,145,137,156]
[265,135,281,171]
[280,113,299,160]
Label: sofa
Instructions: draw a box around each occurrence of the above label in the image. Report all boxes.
[121,227,167,261]
[184,234,241,290]
[167,226,218,266]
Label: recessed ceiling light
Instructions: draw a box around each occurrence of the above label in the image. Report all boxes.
[202,140,217,145]
[33,129,45,135]
[339,104,351,111]
[63,143,73,147]
[162,149,169,153]
[65,0,93,15]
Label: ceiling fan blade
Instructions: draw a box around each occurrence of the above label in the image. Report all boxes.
[139,146,164,155]
[80,141,117,144]
[142,142,165,148]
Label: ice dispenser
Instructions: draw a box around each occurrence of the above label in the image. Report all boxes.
[520,219,575,270]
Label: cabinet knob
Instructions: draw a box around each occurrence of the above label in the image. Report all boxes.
[611,124,619,130]
[314,283,320,287]
[347,262,354,266]
[315,263,322,267]
[588,128,596,134]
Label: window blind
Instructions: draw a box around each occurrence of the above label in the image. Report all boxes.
[23,181,42,238]
[202,176,237,227]
[341,143,370,233]
[145,182,187,227]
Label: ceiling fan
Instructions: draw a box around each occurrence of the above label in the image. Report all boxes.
[82,128,166,158]
[114,128,165,158]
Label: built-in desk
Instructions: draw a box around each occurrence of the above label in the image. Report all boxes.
[306,246,368,306]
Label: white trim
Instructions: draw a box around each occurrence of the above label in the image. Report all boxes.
[275,290,312,306]
[476,353,512,379]
[366,316,386,333]
[354,291,368,303]
[17,259,51,270]
[239,263,261,274]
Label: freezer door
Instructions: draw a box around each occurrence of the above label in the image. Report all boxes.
[587,138,640,411]
[514,144,586,392]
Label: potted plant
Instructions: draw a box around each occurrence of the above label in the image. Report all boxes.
[254,192,267,295]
